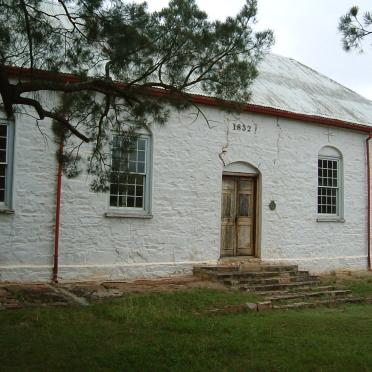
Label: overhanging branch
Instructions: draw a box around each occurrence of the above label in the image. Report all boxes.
[19,0,34,69]
[15,96,90,142]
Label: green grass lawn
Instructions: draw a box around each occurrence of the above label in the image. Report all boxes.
[1,288,372,372]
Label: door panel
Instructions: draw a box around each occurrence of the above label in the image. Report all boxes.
[220,176,256,257]
[236,178,255,256]
[220,178,236,257]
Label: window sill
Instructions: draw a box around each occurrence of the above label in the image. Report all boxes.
[316,217,345,223]
[0,208,15,215]
[105,211,153,219]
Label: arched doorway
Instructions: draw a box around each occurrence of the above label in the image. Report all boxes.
[221,162,259,257]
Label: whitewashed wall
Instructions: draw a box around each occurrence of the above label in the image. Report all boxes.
[0,102,369,282]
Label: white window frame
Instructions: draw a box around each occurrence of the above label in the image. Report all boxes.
[0,118,15,212]
[317,151,344,222]
[105,133,153,219]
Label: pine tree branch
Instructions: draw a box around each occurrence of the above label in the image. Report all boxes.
[19,0,34,69]
[0,64,15,117]
[14,95,90,142]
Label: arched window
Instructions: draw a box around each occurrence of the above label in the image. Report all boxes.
[318,146,343,219]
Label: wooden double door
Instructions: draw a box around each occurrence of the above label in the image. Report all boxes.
[220,175,256,257]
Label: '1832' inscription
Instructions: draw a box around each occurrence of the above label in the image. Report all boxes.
[232,123,251,132]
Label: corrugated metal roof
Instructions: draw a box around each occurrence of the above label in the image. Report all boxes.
[6,52,372,128]
[250,53,372,126]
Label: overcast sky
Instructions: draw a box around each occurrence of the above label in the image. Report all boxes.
[135,0,372,100]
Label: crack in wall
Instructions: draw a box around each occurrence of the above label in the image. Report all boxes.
[274,118,283,165]
[218,121,230,166]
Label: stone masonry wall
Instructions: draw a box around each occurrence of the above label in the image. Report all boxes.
[0,101,369,282]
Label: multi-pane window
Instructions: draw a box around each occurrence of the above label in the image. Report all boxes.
[109,135,150,210]
[0,123,8,204]
[318,158,339,214]
[0,120,14,208]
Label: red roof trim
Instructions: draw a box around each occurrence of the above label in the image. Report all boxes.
[6,65,372,134]
[190,94,372,133]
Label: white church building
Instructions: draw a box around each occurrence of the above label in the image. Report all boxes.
[1,54,372,282]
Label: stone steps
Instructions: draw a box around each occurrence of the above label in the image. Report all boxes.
[255,285,337,296]
[194,262,362,311]
[225,270,301,278]
[194,264,299,275]
[194,264,317,290]
[212,270,288,278]
[272,296,364,310]
[237,264,299,273]
[193,265,240,274]
[266,289,352,303]
[244,280,322,292]
[222,275,318,287]
[209,271,302,281]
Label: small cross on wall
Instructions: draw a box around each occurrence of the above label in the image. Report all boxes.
[324,127,335,142]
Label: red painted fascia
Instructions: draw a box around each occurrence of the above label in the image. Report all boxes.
[5,64,372,134]
[185,94,372,133]
[6,65,80,84]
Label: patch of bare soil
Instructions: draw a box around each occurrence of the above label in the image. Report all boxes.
[63,276,226,301]
[0,276,226,308]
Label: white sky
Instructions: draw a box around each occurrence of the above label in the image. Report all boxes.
[134,0,372,100]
